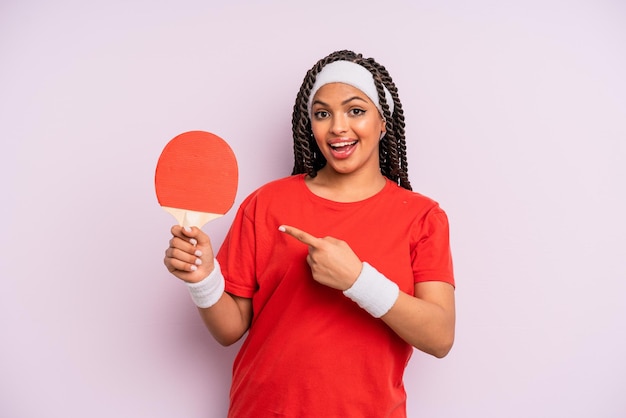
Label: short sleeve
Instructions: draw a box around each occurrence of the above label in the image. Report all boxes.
[217,195,259,298]
[411,207,455,287]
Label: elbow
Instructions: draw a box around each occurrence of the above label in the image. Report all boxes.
[431,340,454,359]
[422,332,455,359]
[204,319,248,346]
[216,338,238,347]
[213,331,245,347]
[429,314,456,358]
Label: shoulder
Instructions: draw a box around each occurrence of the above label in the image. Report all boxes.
[257,174,303,193]
[381,182,451,235]
[237,175,304,211]
[244,175,303,200]
[384,181,443,213]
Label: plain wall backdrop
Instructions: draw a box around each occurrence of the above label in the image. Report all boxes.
[1,0,625,417]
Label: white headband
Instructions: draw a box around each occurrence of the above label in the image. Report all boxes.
[307,60,394,118]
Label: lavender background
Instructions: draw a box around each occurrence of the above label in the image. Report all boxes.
[1,1,625,416]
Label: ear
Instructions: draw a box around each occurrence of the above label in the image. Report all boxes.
[379,118,387,140]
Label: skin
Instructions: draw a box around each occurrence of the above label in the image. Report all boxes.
[164,82,456,357]
[307,82,387,201]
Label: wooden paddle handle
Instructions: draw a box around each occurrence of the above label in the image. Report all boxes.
[162,207,223,229]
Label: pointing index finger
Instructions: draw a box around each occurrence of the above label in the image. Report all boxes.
[279,225,320,247]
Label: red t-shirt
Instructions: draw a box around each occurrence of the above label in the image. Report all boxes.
[217,174,454,417]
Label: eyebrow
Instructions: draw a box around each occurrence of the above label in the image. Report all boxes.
[312,96,369,107]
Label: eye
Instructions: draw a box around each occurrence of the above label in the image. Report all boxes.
[349,108,366,116]
[314,110,329,119]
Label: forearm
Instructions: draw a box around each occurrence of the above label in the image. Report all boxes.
[342,262,455,357]
[185,259,252,346]
[197,292,251,346]
[381,288,455,358]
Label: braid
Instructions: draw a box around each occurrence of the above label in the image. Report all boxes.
[291,50,412,190]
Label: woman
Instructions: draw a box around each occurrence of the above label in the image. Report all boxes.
[164,50,455,417]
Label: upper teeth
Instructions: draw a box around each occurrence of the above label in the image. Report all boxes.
[330,141,357,149]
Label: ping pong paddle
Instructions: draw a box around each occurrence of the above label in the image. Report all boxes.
[155,130,238,228]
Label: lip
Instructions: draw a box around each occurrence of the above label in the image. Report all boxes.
[327,138,358,159]
[328,136,355,145]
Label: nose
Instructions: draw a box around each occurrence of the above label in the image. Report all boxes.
[330,113,348,135]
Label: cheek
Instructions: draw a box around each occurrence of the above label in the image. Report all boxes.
[355,119,383,137]
[310,129,325,150]
[311,122,327,143]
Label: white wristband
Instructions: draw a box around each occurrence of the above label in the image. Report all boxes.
[186,259,225,309]
[343,262,400,318]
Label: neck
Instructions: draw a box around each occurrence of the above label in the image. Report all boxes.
[305,167,387,203]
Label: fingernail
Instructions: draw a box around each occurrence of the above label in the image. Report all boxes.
[194,250,203,257]
[195,258,202,266]
[184,226,192,233]
[189,238,198,246]
[278,226,286,232]
[190,265,197,271]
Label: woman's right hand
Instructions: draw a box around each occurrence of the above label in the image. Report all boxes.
[164,225,216,283]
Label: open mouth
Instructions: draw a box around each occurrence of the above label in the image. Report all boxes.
[329,140,358,150]
[328,140,358,159]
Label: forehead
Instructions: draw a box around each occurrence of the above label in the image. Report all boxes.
[312,82,375,105]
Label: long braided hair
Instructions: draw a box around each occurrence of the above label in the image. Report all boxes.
[291,50,412,191]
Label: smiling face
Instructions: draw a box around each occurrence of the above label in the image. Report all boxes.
[310,82,386,178]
